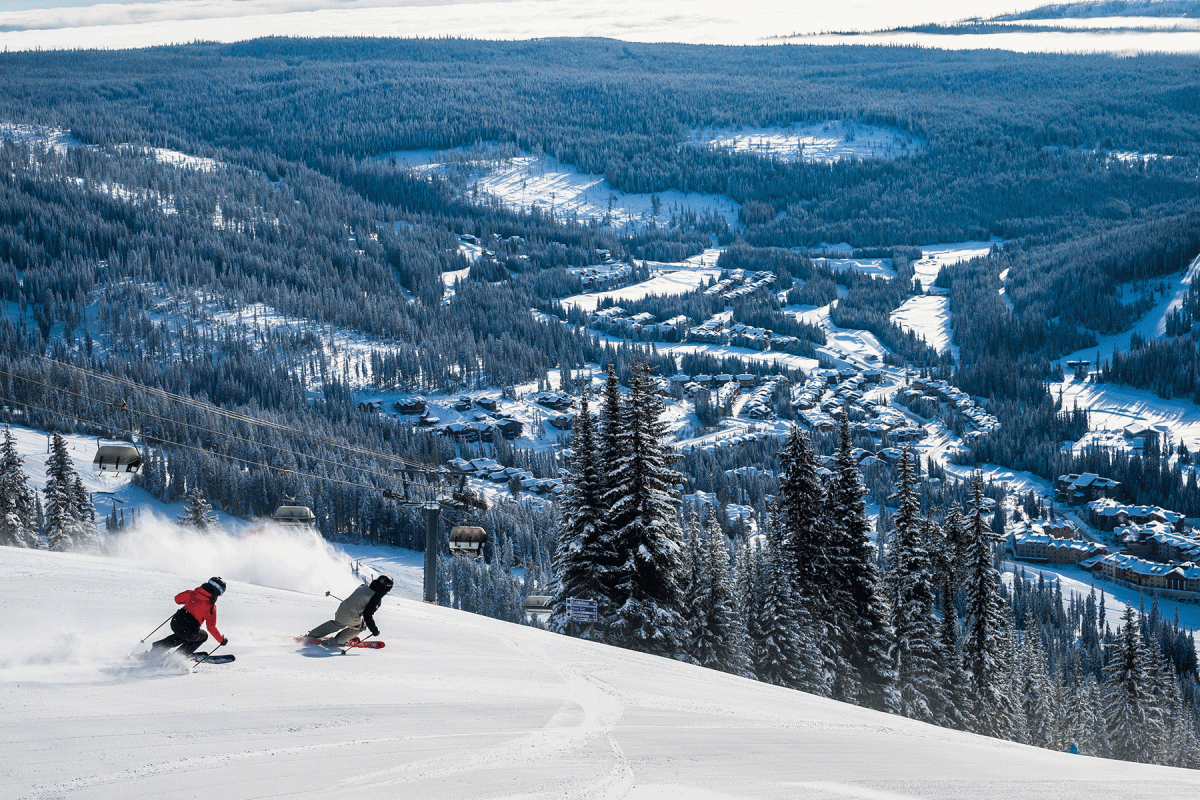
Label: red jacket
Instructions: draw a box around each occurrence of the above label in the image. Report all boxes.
[175,586,223,641]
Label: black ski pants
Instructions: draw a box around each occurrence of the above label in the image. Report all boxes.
[152,607,209,655]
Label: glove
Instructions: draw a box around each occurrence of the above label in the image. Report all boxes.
[221,637,229,646]
[368,625,380,637]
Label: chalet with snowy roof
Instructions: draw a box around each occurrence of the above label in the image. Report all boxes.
[1055,473,1121,505]
[1087,498,1184,532]
[546,413,574,430]
[447,457,474,474]
[1094,553,1200,596]
[1122,425,1163,448]
[394,396,427,415]
[1009,525,1107,565]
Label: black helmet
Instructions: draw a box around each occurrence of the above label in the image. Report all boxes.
[204,577,227,596]
[370,575,393,593]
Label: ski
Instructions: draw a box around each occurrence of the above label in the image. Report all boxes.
[192,652,236,664]
[293,636,385,649]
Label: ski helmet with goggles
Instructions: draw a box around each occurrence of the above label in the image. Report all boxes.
[370,575,393,593]
[204,576,227,596]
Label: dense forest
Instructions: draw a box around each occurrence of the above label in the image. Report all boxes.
[0,39,1198,568]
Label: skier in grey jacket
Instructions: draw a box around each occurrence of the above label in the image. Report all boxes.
[307,575,393,645]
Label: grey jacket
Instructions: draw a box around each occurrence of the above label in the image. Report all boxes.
[334,584,382,634]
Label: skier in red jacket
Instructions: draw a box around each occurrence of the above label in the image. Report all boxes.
[151,577,228,656]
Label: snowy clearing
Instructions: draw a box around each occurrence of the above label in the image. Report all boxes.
[558,249,724,312]
[1052,379,1200,454]
[890,294,958,359]
[385,147,739,233]
[7,542,1200,799]
[686,122,924,163]
[1057,252,1200,370]
[912,239,1000,291]
[820,257,896,279]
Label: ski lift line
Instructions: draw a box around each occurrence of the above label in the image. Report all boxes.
[22,355,437,471]
[21,353,434,469]
[0,368,430,489]
[0,392,398,496]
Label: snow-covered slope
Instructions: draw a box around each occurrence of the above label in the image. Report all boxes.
[5,543,1200,800]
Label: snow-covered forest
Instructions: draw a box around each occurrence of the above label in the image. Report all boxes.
[3,38,1200,782]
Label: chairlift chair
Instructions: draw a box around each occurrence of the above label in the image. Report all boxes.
[523,595,553,615]
[273,505,317,526]
[93,440,142,474]
[448,525,488,556]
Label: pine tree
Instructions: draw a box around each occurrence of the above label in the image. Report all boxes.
[550,389,613,639]
[71,475,98,550]
[0,426,39,548]
[691,509,753,677]
[1104,605,1158,762]
[830,417,896,712]
[45,433,90,552]
[177,487,219,531]
[754,515,821,690]
[736,539,764,680]
[963,471,1009,737]
[774,425,836,693]
[605,361,687,657]
[888,452,944,723]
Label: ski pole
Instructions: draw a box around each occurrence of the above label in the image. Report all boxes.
[140,614,174,643]
[341,633,374,655]
[325,590,345,601]
[194,639,225,667]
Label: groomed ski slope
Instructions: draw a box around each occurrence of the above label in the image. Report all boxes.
[5,546,1200,799]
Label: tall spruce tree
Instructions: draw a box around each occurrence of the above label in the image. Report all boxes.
[45,433,91,552]
[0,426,39,548]
[690,509,753,677]
[1104,605,1161,762]
[775,426,838,690]
[177,487,219,531]
[551,390,613,638]
[755,514,821,690]
[830,417,896,711]
[963,471,1009,737]
[887,450,944,723]
[605,361,686,657]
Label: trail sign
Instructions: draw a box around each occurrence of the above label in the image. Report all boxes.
[567,598,598,622]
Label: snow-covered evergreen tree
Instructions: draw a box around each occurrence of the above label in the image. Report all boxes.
[755,514,821,691]
[44,433,93,551]
[0,426,39,548]
[1018,627,1056,748]
[177,487,219,531]
[736,539,764,680]
[71,475,98,550]
[1104,605,1159,762]
[962,471,1009,737]
[550,389,613,639]
[830,417,896,711]
[887,450,944,724]
[689,509,753,677]
[776,426,826,601]
[605,361,687,657]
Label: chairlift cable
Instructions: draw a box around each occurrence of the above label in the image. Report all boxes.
[23,354,438,471]
[0,392,426,496]
[0,367,430,489]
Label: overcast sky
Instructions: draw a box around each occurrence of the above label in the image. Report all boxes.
[0,0,1045,49]
[3,0,1198,53]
